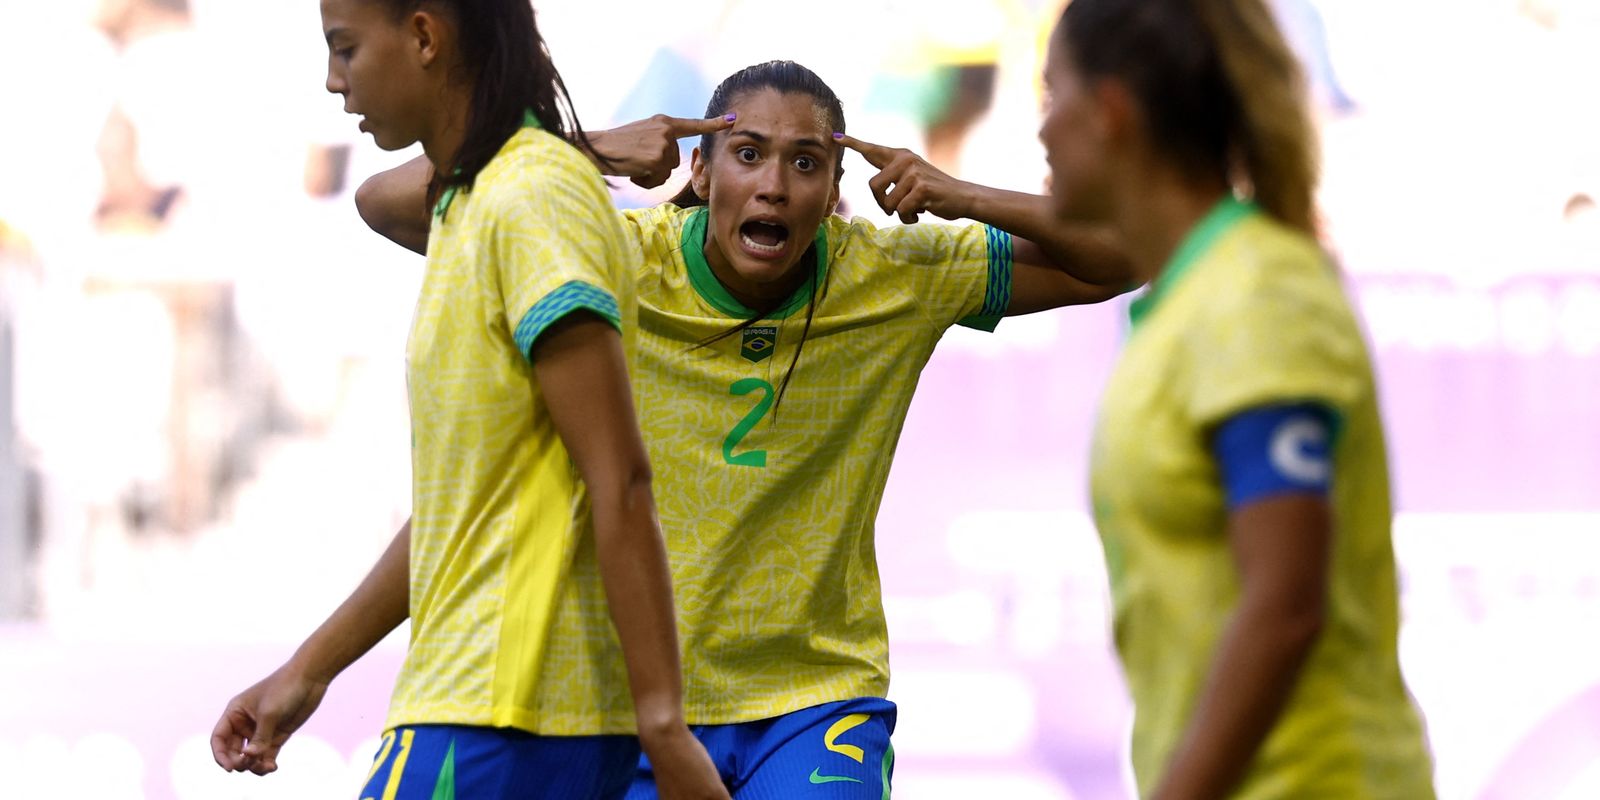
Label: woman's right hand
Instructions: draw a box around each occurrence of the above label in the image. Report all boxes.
[640,724,731,800]
[209,661,329,775]
[586,114,736,189]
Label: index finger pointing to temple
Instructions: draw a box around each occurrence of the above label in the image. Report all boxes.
[833,133,895,168]
[668,114,738,138]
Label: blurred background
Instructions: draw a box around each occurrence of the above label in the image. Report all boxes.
[1,0,1598,797]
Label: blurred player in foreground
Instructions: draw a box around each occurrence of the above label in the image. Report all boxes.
[1039,0,1437,797]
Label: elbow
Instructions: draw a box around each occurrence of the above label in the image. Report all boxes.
[355,173,429,255]
[353,172,392,236]
[1288,605,1326,653]
[1274,594,1327,655]
[1243,586,1327,657]
[589,458,655,523]
[621,460,655,501]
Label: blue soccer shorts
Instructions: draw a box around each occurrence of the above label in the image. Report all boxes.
[627,697,896,799]
[359,724,640,800]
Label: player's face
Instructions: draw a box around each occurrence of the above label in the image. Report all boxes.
[690,88,841,307]
[321,0,432,151]
[1039,32,1112,221]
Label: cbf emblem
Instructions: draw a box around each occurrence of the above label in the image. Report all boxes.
[741,326,777,363]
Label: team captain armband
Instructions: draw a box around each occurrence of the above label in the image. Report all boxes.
[1212,403,1338,509]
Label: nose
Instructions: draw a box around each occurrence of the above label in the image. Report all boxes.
[325,56,346,96]
[752,160,787,206]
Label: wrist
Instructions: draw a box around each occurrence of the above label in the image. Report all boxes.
[583,130,615,172]
[286,639,343,686]
[957,181,986,220]
[633,701,688,741]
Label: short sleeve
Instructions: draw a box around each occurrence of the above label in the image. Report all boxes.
[875,221,1013,332]
[1184,253,1368,430]
[489,144,629,360]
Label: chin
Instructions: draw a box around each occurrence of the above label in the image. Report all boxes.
[373,133,416,152]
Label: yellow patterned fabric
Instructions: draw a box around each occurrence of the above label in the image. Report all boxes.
[386,126,640,735]
[615,204,1011,725]
[1090,198,1435,798]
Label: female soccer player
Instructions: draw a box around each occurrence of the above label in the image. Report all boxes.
[208,2,726,798]
[1040,1,1436,797]
[352,60,1130,798]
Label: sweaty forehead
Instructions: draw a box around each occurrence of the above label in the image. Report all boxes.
[724,89,831,144]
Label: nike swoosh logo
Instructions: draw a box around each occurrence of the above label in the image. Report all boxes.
[809,768,864,785]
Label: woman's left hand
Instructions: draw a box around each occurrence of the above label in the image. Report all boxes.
[836,133,974,224]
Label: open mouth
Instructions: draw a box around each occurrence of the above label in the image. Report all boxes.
[739,219,790,256]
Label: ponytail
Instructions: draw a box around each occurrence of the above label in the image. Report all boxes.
[1191,0,1318,235]
[1058,0,1319,235]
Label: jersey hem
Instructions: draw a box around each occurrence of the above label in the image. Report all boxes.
[384,704,642,738]
[680,677,891,726]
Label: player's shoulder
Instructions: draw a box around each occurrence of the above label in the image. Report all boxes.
[621,203,694,237]
[826,213,973,268]
[1192,213,1366,351]
[492,126,593,173]
[1221,213,1333,285]
[479,128,608,206]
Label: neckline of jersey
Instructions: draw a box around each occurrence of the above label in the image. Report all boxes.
[679,206,830,320]
[432,110,544,219]
[1128,195,1259,328]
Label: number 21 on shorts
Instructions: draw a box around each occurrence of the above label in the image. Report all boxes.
[362,728,415,800]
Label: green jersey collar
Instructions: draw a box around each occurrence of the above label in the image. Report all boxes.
[680,206,829,319]
[433,110,545,219]
[1128,195,1258,328]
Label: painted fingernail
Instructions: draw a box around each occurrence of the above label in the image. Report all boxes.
[724,113,737,122]
[833,132,844,140]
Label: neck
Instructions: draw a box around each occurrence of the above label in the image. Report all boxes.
[1111,160,1230,286]
[705,235,810,312]
[420,85,474,176]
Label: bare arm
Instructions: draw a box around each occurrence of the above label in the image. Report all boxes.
[836,133,1137,312]
[354,114,734,256]
[211,519,412,775]
[355,156,432,255]
[531,314,727,800]
[1151,495,1331,800]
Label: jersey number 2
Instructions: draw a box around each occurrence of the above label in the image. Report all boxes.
[723,378,774,468]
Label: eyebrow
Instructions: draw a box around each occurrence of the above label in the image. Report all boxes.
[324,27,348,46]
[728,129,830,151]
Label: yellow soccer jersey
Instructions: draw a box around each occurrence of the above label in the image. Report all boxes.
[615,204,1011,725]
[387,125,639,735]
[1090,198,1434,798]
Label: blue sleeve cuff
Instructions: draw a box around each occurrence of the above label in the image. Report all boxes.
[512,280,622,361]
[1213,403,1338,509]
[957,225,1014,332]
